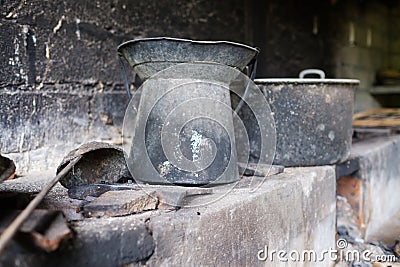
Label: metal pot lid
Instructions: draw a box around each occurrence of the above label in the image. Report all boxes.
[255,69,359,85]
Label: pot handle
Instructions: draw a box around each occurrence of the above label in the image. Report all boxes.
[119,54,142,99]
[299,69,325,79]
[234,58,258,114]
[118,54,132,98]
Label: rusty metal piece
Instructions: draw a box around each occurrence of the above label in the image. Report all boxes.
[153,188,187,210]
[153,187,212,210]
[57,142,132,189]
[0,155,16,183]
[0,210,72,253]
[237,163,284,177]
[68,183,140,200]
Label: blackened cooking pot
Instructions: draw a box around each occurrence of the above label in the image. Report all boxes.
[250,69,359,166]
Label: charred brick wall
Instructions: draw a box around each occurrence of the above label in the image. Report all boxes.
[0,0,246,173]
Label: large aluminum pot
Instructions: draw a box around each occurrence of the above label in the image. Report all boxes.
[251,69,359,166]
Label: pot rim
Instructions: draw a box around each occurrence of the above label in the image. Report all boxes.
[255,78,360,85]
[118,37,259,54]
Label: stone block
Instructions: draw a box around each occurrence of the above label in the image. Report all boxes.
[349,136,400,244]
[147,166,336,266]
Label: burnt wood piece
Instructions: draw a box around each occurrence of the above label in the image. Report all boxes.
[68,184,139,200]
[57,142,132,189]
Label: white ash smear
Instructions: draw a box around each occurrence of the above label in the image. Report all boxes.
[317,124,325,131]
[190,130,204,161]
[158,131,206,177]
[158,161,172,177]
[328,131,335,141]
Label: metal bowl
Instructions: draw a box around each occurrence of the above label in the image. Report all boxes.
[117,37,259,81]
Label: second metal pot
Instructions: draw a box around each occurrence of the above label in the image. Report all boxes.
[246,69,359,166]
